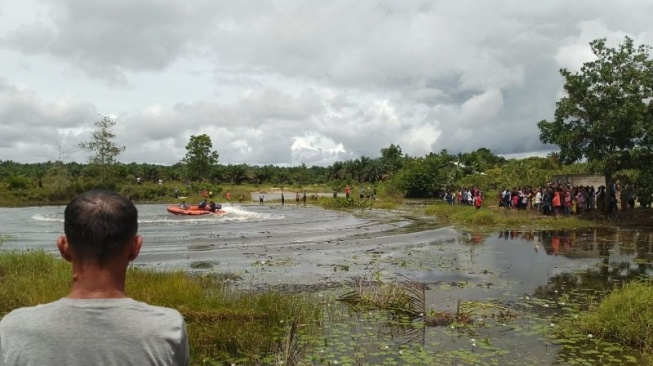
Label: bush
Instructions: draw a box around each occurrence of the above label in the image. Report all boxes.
[6,175,31,190]
[320,197,374,209]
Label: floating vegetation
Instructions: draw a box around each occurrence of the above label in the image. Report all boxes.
[337,274,425,316]
[251,256,298,267]
[189,260,217,269]
[545,281,653,365]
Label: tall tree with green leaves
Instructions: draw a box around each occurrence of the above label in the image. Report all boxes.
[79,115,125,184]
[380,144,404,177]
[538,36,653,210]
[182,134,219,181]
[391,152,453,198]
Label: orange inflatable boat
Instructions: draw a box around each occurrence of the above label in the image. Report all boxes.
[166,205,226,216]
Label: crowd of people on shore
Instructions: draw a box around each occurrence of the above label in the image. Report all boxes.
[500,182,644,215]
[498,184,600,215]
[441,187,484,209]
[443,181,647,215]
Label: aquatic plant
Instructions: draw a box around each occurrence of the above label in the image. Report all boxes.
[337,274,425,316]
[576,281,653,354]
[277,317,308,366]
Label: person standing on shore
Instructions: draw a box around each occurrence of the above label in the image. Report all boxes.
[474,193,483,209]
[0,190,189,366]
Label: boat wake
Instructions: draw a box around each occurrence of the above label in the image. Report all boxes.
[140,205,282,225]
[31,204,282,226]
[31,214,63,223]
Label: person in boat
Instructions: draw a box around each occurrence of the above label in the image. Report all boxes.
[0,190,189,365]
[208,201,217,212]
[179,201,188,210]
[198,199,207,209]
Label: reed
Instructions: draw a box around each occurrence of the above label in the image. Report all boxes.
[0,251,320,365]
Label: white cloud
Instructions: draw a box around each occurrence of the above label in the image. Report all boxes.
[457,89,504,127]
[1,0,652,165]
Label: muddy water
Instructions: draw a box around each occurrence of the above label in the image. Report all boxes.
[1,204,651,365]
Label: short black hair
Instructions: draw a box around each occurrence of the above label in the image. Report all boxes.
[64,190,138,263]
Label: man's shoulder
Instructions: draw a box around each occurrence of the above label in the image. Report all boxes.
[0,300,62,328]
[1,298,183,323]
[127,299,184,318]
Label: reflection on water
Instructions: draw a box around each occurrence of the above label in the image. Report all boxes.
[496,228,653,277]
[314,228,653,365]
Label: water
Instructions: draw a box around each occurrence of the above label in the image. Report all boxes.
[1,204,652,364]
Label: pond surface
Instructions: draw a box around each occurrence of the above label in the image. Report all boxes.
[1,203,651,365]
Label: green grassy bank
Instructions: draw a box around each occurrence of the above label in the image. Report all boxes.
[0,251,320,365]
[424,201,602,231]
[0,181,339,207]
[553,281,653,365]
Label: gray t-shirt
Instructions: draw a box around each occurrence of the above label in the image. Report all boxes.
[0,298,188,366]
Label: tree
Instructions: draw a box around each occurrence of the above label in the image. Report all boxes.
[380,144,404,176]
[224,164,248,184]
[538,37,653,210]
[459,148,506,173]
[182,134,220,181]
[79,115,125,184]
[391,152,452,198]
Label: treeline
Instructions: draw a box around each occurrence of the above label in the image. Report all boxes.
[0,144,597,206]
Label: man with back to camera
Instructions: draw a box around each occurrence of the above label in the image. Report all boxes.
[0,190,189,366]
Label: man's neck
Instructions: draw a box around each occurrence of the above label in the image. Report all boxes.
[68,263,128,299]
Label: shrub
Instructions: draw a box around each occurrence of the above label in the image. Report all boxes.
[6,175,31,190]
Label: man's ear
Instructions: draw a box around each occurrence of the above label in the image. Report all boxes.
[57,236,73,262]
[128,235,143,261]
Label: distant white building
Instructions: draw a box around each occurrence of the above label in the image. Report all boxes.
[550,174,605,187]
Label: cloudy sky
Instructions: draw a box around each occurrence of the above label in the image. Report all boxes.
[1,1,651,167]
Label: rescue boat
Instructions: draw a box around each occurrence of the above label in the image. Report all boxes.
[166,205,226,216]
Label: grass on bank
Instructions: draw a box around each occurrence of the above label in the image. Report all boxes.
[577,281,653,353]
[0,251,320,365]
[552,281,653,365]
[424,202,599,231]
